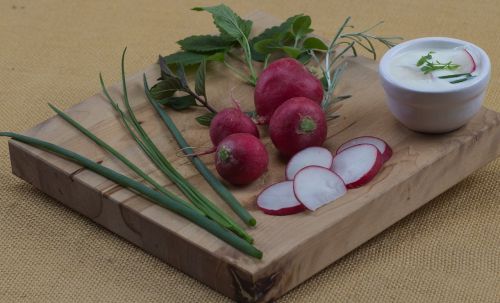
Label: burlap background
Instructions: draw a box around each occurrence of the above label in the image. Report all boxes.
[1,0,499,302]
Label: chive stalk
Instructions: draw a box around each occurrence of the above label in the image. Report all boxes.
[143,75,257,226]
[99,49,253,243]
[48,103,202,215]
[0,132,262,259]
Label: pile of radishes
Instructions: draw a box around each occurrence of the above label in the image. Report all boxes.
[257,136,392,215]
[207,56,393,216]
[209,58,328,186]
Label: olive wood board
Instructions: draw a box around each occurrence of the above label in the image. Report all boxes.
[7,11,500,303]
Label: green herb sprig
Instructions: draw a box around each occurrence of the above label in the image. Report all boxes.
[0,132,262,259]
[416,51,460,74]
[437,72,476,84]
[149,56,216,113]
[310,17,402,118]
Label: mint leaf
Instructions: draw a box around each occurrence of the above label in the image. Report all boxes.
[163,51,224,67]
[195,112,216,126]
[250,14,303,61]
[192,5,252,41]
[177,35,234,53]
[253,39,280,54]
[303,37,328,51]
[292,15,312,38]
[250,14,303,43]
[282,46,303,58]
[163,51,208,66]
[195,59,206,97]
[158,95,196,110]
[149,77,183,99]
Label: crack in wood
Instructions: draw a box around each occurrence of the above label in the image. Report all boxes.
[230,268,280,303]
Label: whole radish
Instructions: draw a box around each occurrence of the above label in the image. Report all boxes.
[209,107,259,146]
[254,58,324,124]
[269,97,327,157]
[215,133,269,185]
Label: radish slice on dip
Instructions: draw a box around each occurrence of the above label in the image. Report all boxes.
[286,147,333,180]
[257,181,305,215]
[332,144,383,189]
[293,166,346,211]
[337,136,392,162]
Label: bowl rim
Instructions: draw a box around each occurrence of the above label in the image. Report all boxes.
[379,37,491,94]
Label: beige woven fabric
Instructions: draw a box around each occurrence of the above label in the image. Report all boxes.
[1,0,499,302]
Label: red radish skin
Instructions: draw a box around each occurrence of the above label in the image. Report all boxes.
[285,146,333,180]
[215,133,268,186]
[269,97,327,157]
[254,58,324,124]
[337,136,393,162]
[464,49,477,73]
[331,144,383,189]
[257,181,306,216]
[209,107,259,147]
[293,166,346,211]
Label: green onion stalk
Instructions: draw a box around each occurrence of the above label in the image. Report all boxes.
[0,132,262,259]
[143,74,257,227]
[99,48,253,243]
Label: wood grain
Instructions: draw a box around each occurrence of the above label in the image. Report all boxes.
[7,11,500,302]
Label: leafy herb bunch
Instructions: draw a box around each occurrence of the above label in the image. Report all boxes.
[150,4,402,124]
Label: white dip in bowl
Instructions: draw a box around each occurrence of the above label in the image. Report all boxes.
[379,37,491,133]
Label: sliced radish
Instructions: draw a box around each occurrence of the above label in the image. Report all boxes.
[432,48,477,76]
[464,48,477,73]
[257,181,305,215]
[337,136,392,162]
[285,147,333,180]
[332,144,383,189]
[293,166,346,211]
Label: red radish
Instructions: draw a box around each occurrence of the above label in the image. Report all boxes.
[293,166,346,211]
[254,58,324,124]
[337,136,392,162]
[209,107,259,147]
[286,147,333,180]
[257,181,306,215]
[269,97,327,157]
[331,144,383,189]
[215,133,268,185]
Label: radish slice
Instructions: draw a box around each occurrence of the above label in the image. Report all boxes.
[464,48,477,73]
[337,136,392,162]
[332,144,383,189]
[257,181,305,215]
[285,147,333,180]
[293,166,346,211]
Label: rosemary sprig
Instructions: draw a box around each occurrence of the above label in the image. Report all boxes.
[100,48,253,243]
[313,17,401,114]
[0,132,262,259]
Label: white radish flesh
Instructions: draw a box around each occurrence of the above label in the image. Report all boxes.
[257,181,305,215]
[337,136,392,162]
[332,144,383,189]
[293,166,346,211]
[285,147,333,180]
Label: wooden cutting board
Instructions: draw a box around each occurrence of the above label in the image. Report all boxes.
[7,11,500,302]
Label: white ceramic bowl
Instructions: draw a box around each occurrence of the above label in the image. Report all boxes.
[379,37,491,133]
